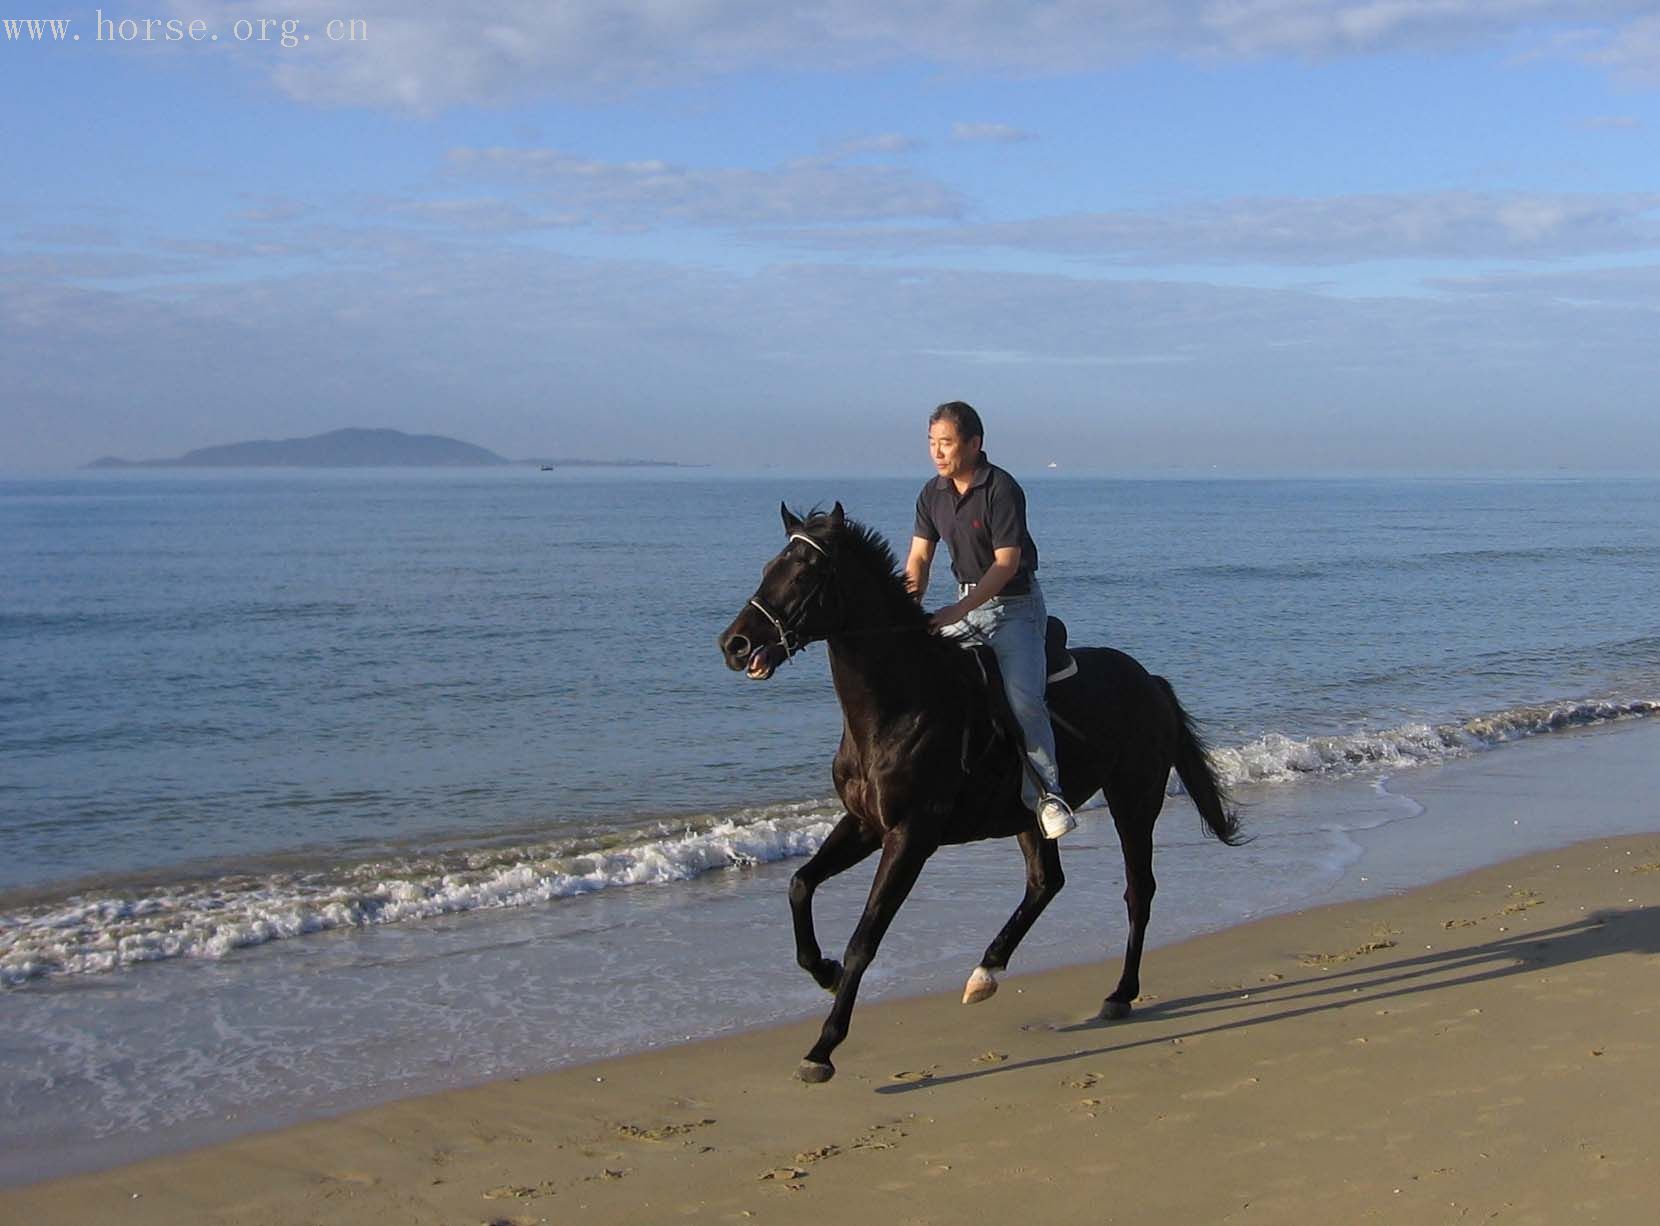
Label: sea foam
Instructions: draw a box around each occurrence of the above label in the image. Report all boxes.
[1201,697,1659,789]
[0,805,839,987]
[3,694,1655,987]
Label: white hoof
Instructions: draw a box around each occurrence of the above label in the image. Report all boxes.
[962,966,999,1005]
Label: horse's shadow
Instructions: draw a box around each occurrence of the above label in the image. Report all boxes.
[876,905,1660,1095]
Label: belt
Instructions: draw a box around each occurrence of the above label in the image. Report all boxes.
[958,579,1033,597]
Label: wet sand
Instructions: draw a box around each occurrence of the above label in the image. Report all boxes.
[6,818,1660,1223]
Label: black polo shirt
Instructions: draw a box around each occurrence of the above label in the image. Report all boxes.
[913,454,1039,596]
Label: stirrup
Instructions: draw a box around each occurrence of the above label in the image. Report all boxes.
[1038,795,1075,839]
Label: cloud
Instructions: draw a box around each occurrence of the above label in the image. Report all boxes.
[0,249,202,281]
[440,145,963,227]
[756,191,1660,264]
[1192,0,1602,57]
[158,1,1660,112]
[918,347,1190,364]
[1591,13,1660,83]
[950,122,1036,144]
[9,217,1660,472]
[388,198,586,233]
[233,198,315,224]
[823,132,922,157]
[1428,262,1660,301]
[13,223,125,247]
[1579,114,1643,130]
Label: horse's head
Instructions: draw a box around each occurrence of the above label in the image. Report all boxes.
[719,502,847,680]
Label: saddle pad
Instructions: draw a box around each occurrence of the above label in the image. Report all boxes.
[1045,616,1077,684]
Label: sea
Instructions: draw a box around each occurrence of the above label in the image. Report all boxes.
[3,468,1659,1183]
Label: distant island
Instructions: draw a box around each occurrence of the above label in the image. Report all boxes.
[84,428,690,470]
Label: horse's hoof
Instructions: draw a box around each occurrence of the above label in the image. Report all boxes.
[1098,999,1133,1021]
[818,961,844,995]
[962,966,999,1005]
[796,1060,835,1084]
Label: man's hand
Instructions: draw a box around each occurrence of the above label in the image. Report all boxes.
[928,548,1021,630]
[929,603,966,630]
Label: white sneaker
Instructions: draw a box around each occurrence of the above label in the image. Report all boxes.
[1038,795,1076,840]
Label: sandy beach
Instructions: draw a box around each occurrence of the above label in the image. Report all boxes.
[7,782,1660,1223]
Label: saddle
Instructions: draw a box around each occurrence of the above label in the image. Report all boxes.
[960,616,1075,688]
[957,616,1079,773]
[1044,616,1078,684]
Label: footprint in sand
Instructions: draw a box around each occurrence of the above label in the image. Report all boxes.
[889,1069,936,1083]
[322,1172,379,1187]
[482,1184,554,1201]
[1181,1076,1261,1102]
[849,1122,907,1152]
[613,1118,717,1143]
[972,1051,1008,1064]
[1298,932,1398,966]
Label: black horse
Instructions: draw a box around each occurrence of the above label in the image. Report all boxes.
[718,504,1242,1083]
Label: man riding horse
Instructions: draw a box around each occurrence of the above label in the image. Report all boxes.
[718,418,1242,1082]
[907,401,1076,841]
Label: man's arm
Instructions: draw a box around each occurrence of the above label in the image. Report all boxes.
[905,536,936,601]
[929,546,1020,629]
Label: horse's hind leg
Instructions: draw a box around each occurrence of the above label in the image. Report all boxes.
[799,825,933,1083]
[791,812,879,993]
[1101,782,1164,1020]
[963,829,1065,1004]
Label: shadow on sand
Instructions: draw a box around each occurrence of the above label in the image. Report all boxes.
[876,906,1660,1096]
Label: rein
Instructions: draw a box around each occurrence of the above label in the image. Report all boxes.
[747,526,1075,776]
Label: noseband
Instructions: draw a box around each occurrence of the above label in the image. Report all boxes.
[748,533,836,659]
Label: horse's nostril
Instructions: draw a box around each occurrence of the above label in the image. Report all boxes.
[726,633,751,658]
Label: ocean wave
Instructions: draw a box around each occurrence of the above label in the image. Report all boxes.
[0,803,839,988]
[5,695,1657,987]
[1203,697,1660,789]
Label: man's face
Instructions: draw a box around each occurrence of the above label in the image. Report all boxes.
[928,419,981,482]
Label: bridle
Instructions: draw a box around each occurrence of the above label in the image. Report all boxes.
[747,532,840,660]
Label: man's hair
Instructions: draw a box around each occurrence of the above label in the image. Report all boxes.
[929,400,984,444]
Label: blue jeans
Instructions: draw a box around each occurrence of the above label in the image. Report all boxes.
[942,578,1061,810]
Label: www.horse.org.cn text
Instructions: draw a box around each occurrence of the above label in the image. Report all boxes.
[2,11,368,46]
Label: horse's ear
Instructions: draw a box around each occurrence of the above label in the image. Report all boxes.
[829,502,845,529]
[781,503,804,534]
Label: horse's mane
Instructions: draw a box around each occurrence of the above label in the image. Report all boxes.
[796,508,932,634]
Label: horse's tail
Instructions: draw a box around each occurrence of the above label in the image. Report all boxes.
[1156,676,1246,847]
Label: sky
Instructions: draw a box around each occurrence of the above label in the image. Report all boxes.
[4,1,1660,474]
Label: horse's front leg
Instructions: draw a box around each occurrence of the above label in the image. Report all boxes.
[798,824,934,1083]
[790,812,879,992]
[964,828,1066,1003]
